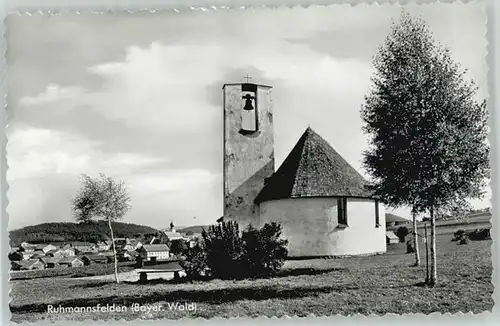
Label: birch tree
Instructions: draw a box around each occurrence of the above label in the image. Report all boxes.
[71,173,131,283]
[361,13,489,286]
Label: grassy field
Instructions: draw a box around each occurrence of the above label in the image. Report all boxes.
[9,262,136,281]
[10,233,493,322]
[386,214,492,235]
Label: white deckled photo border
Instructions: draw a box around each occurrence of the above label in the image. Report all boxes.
[0,0,498,325]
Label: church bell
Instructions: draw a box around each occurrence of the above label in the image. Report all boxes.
[243,94,255,111]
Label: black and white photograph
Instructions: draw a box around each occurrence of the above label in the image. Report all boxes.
[5,1,493,322]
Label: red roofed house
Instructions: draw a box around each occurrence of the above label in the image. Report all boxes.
[219,82,386,258]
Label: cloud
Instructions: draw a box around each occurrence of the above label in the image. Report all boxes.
[101,153,168,170]
[128,169,219,196]
[6,128,94,181]
[18,84,86,106]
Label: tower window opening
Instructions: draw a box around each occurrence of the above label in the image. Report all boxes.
[240,90,259,133]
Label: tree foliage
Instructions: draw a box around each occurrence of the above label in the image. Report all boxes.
[169,239,189,256]
[71,174,131,223]
[71,173,131,283]
[241,222,288,278]
[179,241,209,281]
[202,221,245,279]
[361,13,489,285]
[361,12,489,212]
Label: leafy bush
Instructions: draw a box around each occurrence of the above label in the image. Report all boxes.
[453,229,466,242]
[241,222,288,278]
[169,240,189,256]
[197,221,289,280]
[179,242,209,280]
[458,237,469,245]
[396,226,409,243]
[466,229,491,241]
[202,221,246,279]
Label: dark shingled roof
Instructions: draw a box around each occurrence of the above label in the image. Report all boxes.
[255,127,373,203]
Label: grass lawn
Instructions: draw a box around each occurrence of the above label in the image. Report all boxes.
[10,234,493,322]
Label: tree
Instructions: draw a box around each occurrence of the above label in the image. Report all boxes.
[407,209,419,266]
[71,173,131,283]
[202,221,245,279]
[361,13,489,286]
[396,226,409,243]
[241,222,288,278]
[170,239,189,257]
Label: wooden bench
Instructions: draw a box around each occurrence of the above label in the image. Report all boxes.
[136,260,183,284]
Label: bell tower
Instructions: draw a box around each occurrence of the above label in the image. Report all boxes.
[222,81,275,229]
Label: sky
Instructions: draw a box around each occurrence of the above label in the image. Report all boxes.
[6,2,489,230]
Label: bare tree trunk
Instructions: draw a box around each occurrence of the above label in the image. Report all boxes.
[108,219,119,283]
[429,206,437,286]
[424,223,429,283]
[412,210,420,267]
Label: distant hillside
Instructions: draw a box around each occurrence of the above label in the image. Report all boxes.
[9,221,161,247]
[177,225,212,234]
[385,213,410,224]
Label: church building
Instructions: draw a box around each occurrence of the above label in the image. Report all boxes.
[219,82,387,258]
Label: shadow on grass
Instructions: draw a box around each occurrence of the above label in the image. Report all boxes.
[10,283,362,314]
[277,267,347,278]
[117,267,345,285]
[69,282,113,289]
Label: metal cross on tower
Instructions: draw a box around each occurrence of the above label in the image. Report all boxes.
[244,74,252,83]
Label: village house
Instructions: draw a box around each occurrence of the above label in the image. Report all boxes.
[60,248,76,257]
[139,244,170,262]
[30,250,46,259]
[79,254,108,265]
[97,241,111,251]
[98,251,116,263]
[41,244,58,253]
[45,248,64,258]
[116,249,139,261]
[385,213,410,227]
[58,256,84,268]
[122,239,142,251]
[18,242,37,253]
[33,243,58,253]
[386,231,400,245]
[164,225,185,241]
[15,259,45,270]
[68,242,96,253]
[39,256,60,269]
[219,82,387,258]
[21,251,33,260]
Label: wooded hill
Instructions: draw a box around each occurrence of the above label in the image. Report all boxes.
[9,221,160,246]
[177,225,211,234]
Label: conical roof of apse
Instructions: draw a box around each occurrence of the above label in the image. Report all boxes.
[254,127,373,204]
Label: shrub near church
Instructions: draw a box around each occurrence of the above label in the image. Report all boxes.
[179,221,288,280]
